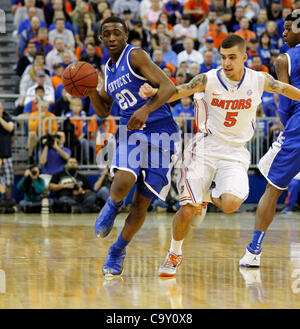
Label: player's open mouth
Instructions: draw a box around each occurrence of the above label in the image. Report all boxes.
[109,45,118,50]
[224,68,232,73]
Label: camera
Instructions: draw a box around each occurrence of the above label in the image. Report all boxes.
[41,134,60,148]
[29,163,39,176]
[73,182,83,190]
[31,168,38,176]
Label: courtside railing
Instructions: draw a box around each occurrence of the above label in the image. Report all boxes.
[1,94,282,172]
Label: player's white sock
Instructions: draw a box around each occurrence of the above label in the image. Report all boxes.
[170,238,183,255]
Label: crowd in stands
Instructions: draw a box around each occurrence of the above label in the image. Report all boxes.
[0,0,299,214]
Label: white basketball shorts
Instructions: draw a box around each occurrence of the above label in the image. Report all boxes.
[177,133,250,206]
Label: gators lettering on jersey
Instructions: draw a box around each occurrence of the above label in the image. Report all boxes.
[194,68,265,146]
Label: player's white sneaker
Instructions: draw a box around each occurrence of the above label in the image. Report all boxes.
[190,202,208,227]
[158,251,183,277]
[239,244,262,267]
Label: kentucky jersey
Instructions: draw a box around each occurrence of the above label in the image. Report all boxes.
[278,45,300,126]
[104,44,180,201]
[104,44,173,125]
[194,68,265,146]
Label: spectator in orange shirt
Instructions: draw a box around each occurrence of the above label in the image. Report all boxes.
[65,97,89,164]
[205,20,228,50]
[29,27,54,57]
[184,0,210,25]
[198,10,229,48]
[28,101,57,163]
[22,85,46,115]
[234,17,256,46]
[249,55,269,73]
[246,37,259,67]
[89,115,117,166]
[153,49,176,75]
[51,63,64,90]
[74,34,103,60]
[162,66,177,85]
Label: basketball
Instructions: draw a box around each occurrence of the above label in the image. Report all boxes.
[62,61,98,97]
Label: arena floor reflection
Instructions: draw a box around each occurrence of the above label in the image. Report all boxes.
[0,211,299,308]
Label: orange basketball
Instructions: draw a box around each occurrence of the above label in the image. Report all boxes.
[62,61,98,97]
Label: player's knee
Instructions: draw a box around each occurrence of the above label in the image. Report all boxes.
[180,204,198,222]
[110,172,136,199]
[265,183,282,199]
[222,203,239,214]
[111,184,130,199]
[221,195,242,214]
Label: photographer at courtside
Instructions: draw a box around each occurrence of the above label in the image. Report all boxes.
[49,157,98,213]
[17,164,45,213]
[40,131,71,175]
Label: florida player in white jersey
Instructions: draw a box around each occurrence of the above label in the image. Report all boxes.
[139,34,300,277]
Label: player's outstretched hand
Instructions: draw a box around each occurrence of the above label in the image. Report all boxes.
[127,108,149,131]
[139,83,156,99]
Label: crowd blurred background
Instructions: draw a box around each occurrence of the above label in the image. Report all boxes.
[0,0,299,214]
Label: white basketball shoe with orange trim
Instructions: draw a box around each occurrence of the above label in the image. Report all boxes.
[158,251,183,277]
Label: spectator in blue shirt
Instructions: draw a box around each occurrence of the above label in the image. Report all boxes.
[162,0,184,25]
[172,96,194,133]
[261,91,277,117]
[252,8,268,38]
[159,35,178,68]
[40,131,71,175]
[266,20,281,49]
[17,7,47,39]
[200,50,218,73]
[18,15,43,56]
[276,7,292,42]
[257,31,273,66]
[48,11,73,33]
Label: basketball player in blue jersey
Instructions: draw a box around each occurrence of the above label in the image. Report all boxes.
[240,11,300,267]
[86,16,179,277]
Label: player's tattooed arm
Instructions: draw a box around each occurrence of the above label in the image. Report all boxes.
[263,71,300,101]
[263,72,287,93]
[171,73,207,101]
[139,73,207,102]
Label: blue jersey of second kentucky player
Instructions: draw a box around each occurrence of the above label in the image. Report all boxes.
[104,44,173,125]
[278,44,300,125]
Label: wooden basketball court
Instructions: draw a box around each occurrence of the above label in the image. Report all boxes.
[0,210,299,309]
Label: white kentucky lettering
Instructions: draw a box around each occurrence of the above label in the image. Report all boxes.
[108,73,132,93]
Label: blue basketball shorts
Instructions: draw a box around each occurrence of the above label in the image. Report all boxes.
[258,112,300,189]
[110,119,180,201]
